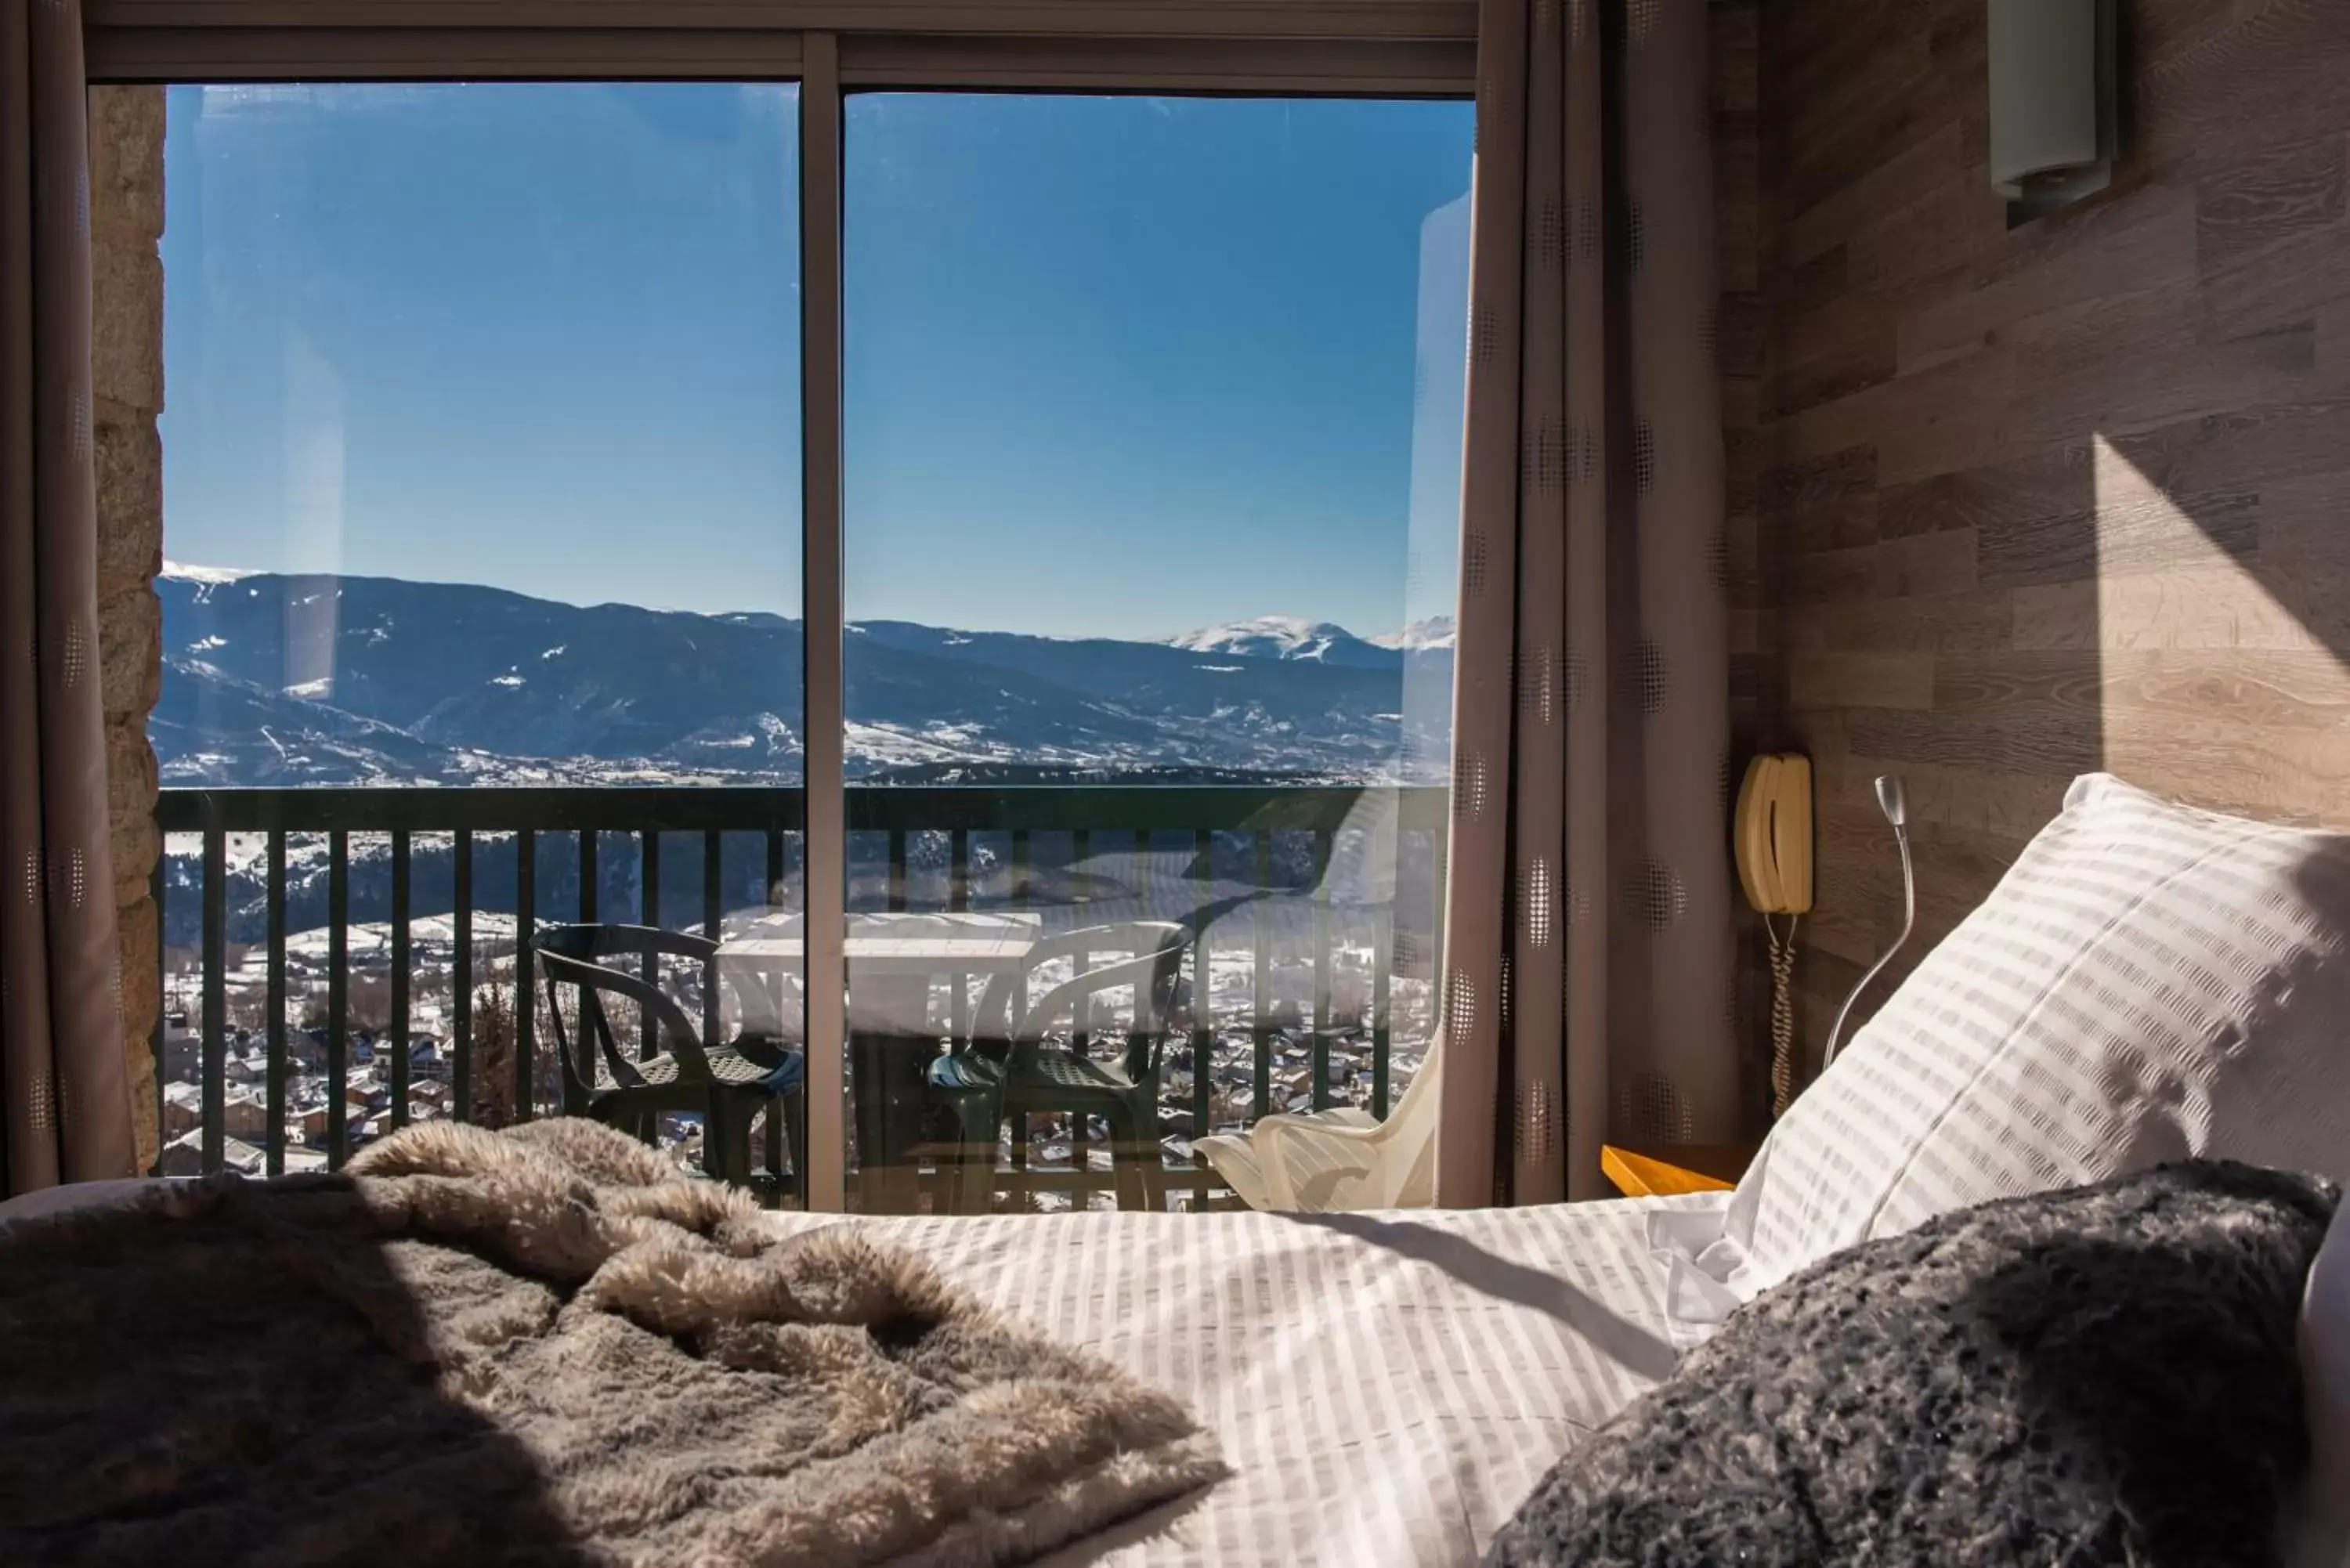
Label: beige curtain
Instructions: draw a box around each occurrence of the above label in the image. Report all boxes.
[1436,0,1732,1206]
[2,0,136,1196]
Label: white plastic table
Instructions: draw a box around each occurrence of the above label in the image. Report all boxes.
[717,911,1043,1211]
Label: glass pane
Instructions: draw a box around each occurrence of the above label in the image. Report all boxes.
[148,84,805,1200]
[840,93,1471,1214]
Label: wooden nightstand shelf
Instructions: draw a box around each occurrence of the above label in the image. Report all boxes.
[1600,1143,1758,1198]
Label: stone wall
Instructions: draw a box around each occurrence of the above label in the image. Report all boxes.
[89,85,166,1172]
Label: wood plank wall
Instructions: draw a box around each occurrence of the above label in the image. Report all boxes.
[1755,0,2350,1079]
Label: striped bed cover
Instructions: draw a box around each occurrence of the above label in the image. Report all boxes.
[1,1182,1701,1563]
[786,1196,1704,1566]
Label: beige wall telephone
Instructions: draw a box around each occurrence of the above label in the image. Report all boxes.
[1735,753,1813,917]
[1734,754,1813,1115]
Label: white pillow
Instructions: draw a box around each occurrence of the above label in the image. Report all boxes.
[1712,772,2350,1301]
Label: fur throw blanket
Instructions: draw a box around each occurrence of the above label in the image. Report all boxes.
[1486,1160,2337,1568]
[0,1119,1224,1566]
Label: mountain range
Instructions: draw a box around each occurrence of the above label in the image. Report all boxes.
[155,567,1455,787]
[1166,613,1455,667]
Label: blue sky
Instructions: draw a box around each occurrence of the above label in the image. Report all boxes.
[161,85,1471,641]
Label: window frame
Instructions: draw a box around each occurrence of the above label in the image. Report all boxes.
[88,3,1478,1212]
[82,2,1477,90]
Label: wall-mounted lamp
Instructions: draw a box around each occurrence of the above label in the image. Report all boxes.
[1988,0,2119,226]
[1820,775,1914,1071]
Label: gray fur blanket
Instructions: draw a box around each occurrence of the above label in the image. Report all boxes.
[1485,1159,2337,1568]
[0,1119,1224,1566]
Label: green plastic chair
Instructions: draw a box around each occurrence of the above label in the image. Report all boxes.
[927,921,1190,1213]
[533,923,804,1191]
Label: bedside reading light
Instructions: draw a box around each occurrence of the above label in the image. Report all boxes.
[1820,775,1914,1071]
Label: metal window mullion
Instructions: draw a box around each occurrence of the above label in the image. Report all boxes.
[799,30,848,1214]
[836,33,1473,93]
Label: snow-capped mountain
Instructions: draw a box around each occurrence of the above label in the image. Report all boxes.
[160,559,255,586]
[1371,616,1456,652]
[154,568,1453,788]
[1165,616,1397,668]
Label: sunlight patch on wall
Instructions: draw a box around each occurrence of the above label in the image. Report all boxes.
[2060,435,2350,822]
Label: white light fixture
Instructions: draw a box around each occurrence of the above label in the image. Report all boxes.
[1987,0,2118,224]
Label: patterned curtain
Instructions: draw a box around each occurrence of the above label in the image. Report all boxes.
[1436,0,1732,1205]
[2,0,137,1195]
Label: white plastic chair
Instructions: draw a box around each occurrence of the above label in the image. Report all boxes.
[1195,1031,1443,1212]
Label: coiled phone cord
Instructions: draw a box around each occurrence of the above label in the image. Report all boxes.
[1765,912,1800,1118]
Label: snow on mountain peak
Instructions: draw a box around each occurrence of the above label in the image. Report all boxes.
[1170,614,1455,663]
[1371,616,1456,652]
[1166,616,1361,663]
[162,561,255,585]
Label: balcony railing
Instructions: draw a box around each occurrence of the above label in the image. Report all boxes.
[151,785,1447,1209]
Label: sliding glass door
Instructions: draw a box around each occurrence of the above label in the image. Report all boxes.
[151,83,807,1190]
[132,62,1471,1212]
[833,92,1471,1213]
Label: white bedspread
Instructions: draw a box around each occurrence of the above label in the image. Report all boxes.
[778,1198,1705,1566]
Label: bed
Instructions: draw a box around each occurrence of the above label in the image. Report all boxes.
[13,772,2350,1566]
[805,1198,1702,1566]
[0,1174,1705,1567]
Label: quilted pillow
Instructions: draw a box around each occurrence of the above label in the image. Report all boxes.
[1491,1161,2337,1568]
[1720,772,2350,1301]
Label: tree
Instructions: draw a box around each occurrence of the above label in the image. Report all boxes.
[226,989,267,1035]
[346,974,392,1035]
[472,977,516,1129]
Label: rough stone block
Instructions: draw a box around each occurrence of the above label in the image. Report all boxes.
[123,1035,161,1174]
[107,718,161,905]
[110,807,161,912]
[106,708,161,806]
[89,86,165,242]
[116,892,162,1173]
[118,895,159,1035]
[98,586,161,719]
[95,414,162,597]
[91,240,164,412]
